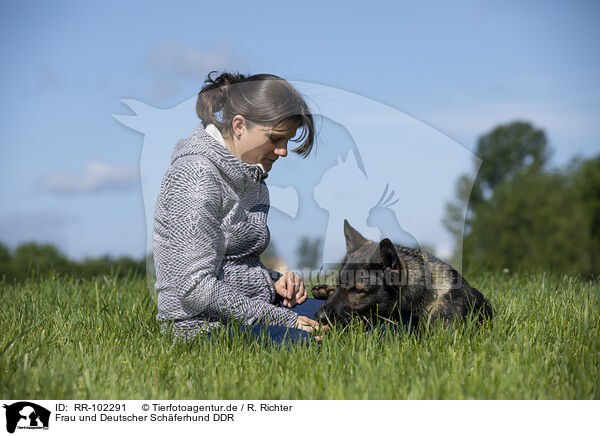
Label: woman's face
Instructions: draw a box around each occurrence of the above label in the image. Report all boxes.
[229,116,298,172]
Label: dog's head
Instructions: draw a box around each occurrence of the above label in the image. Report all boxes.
[315,220,407,325]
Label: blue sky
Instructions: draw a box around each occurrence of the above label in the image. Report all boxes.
[1,0,599,268]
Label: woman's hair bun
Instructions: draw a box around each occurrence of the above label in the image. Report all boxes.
[209,71,247,88]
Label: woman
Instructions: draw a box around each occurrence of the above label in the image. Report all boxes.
[153,72,324,344]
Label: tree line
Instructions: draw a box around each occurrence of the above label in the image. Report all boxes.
[444,121,600,276]
[0,242,149,282]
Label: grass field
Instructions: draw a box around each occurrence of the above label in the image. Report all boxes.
[1,271,598,399]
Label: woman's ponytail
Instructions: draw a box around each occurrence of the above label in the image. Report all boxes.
[196,71,246,130]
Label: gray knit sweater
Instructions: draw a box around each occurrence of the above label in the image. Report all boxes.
[153,123,299,335]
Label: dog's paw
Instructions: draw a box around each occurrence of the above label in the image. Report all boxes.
[311,284,336,300]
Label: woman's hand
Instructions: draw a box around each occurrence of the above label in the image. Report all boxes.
[274,271,307,308]
[296,316,326,341]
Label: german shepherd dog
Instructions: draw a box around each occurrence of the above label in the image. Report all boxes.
[313,220,493,328]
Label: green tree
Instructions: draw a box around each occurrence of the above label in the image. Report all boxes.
[296,236,322,270]
[78,255,113,277]
[0,241,151,281]
[10,242,71,280]
[77,254,144,278]
[113,256,144,277]
[0,242,11,279]
[443,174,478,250]
[463,170,589,273]
[443,121,551,264]
[474,121,550,196]
[570,155,600,274]
[444,120,600,275]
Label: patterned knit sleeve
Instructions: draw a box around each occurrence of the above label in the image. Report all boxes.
[164,160,298,328]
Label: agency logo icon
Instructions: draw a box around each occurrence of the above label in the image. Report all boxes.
[3,402,50,434]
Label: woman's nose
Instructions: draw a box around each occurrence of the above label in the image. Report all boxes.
[274,142,288,157]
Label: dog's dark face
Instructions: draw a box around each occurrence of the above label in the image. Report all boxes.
[315,220,407,325]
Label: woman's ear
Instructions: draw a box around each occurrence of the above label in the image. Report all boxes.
[231,115,246,139]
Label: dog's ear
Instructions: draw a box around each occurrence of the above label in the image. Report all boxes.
[376,239,408,285]
[344,219,369,252]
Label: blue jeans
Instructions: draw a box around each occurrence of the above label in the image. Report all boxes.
[219,298,325,346]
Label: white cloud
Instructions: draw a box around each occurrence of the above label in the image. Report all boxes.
[39,159,139,194]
